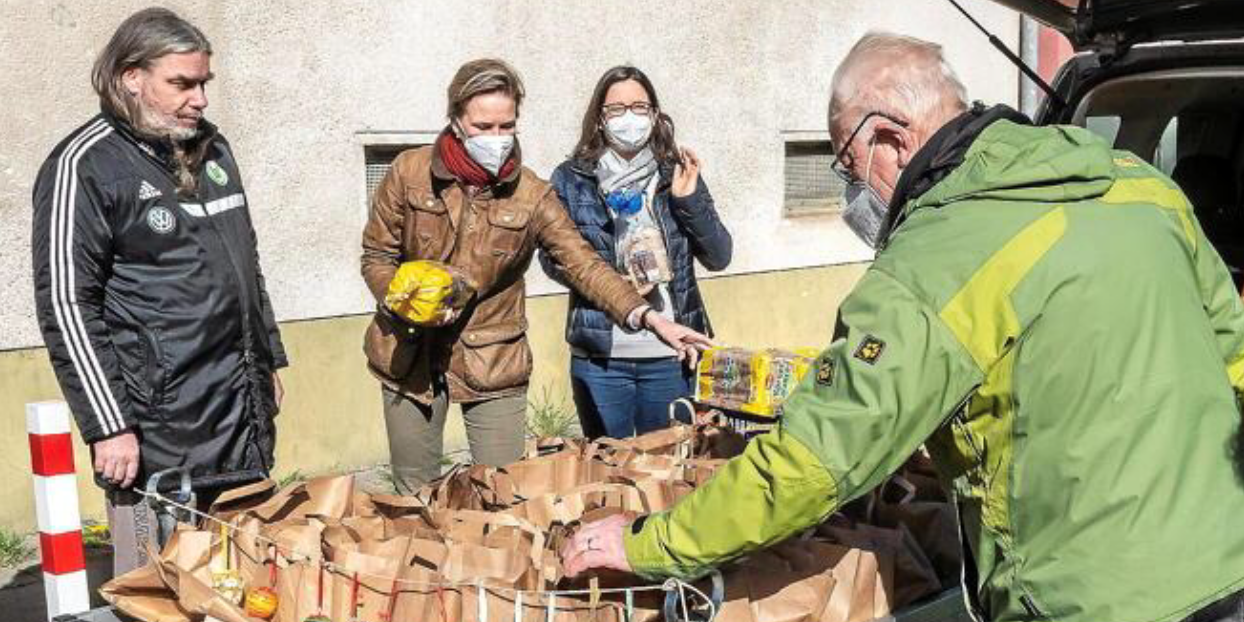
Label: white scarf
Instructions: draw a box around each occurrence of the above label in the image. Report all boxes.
[594,147,660,195]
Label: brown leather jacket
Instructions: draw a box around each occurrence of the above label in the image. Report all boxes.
[361,142,645,404]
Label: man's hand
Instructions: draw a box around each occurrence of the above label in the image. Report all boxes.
[645,312,715,369]
[671,147,701,198]
[272,372,284,411]
[93,431,140,489]
[561,514,633,578]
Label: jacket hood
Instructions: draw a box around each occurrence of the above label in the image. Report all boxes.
[909,117,1117,212]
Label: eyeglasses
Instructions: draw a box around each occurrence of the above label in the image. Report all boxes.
[830,110,909,183]
[601,101,654,119]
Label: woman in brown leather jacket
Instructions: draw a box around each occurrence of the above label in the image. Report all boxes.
[360,58,711,493]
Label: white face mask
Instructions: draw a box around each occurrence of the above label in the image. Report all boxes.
[604,111,654,152]
[841,140,892,249]
[463,133,515,176]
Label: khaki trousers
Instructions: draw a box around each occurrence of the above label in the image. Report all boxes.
[382,386,526,494]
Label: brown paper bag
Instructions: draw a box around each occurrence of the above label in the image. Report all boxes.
[524,436,588,459]
[407,463,519,512]
[599,424,697,457]
[866,473,961,584]
[429,509,551,589]
[101,530,251,622]
[99,562,196,622]
[245,474,357,523]
[208,478,278,518]
[324,535,418,621]
[501,451,631,500]
[509,482,649,530]
[817,523,940,610]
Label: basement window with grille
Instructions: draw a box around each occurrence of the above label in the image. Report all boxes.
[783,139,844,216]
[364,143,423,206]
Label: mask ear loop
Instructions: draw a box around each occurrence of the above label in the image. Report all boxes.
[870,126,907,249]
[863,134,877,189]
[451,119,468,141]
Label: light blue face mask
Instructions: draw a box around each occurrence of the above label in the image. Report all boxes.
[841,140,891,249]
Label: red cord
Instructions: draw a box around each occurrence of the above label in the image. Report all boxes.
[382,578,400,621]
[351,571,361,621]
[316,564,325,614]
[267,552,278,587]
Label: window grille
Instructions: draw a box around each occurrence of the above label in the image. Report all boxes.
[365,144,423,205]
[784,140,844,216]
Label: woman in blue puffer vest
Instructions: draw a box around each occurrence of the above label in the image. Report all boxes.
[539,65,733,439]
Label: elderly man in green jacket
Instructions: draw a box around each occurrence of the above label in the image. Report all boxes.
[561,32,1244,622]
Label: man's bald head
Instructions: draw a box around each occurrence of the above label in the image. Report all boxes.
[829,32,969,139]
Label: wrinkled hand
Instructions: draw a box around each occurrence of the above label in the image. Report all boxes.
[273,372,285,411]
[561,514,632,578]
[671,147,701,198]
[645,312,715,369]
[93,431,140,489]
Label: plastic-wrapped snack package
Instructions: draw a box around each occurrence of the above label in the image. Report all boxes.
[761,348,820,417]
[383,260,475,326]
[695,347,819,418]
[618,225,672,286]
[696,348,755,407]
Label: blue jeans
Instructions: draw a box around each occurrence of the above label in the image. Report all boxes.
[571,356,692,439]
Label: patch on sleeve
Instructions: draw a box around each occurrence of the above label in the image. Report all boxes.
[815,357,835,386]
[853,335,886,365]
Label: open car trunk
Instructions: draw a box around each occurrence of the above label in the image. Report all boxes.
[980,0,1244,285]
[987,0,1244,51]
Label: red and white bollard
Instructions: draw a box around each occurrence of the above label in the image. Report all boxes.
[27,401,90,619]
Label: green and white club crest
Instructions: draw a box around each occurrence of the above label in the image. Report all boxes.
[205,161,229,186]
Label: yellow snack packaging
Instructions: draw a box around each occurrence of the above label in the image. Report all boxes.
[384,260,475,326]
[695,347,819,418]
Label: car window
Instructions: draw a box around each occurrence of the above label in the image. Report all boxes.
[1085,115,1121,145]
[1070,70,1244,288]
[1153,117,1179,176]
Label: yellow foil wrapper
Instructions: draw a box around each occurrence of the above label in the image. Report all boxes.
[210,570,245,605]
[384,260,474,326]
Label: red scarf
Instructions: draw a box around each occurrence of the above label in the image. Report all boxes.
[435,130,517,188]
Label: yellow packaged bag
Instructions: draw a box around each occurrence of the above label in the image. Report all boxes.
[695,347,819,418]
[384,260,475,326]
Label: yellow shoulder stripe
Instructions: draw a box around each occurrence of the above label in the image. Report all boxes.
[1228,351,1244,392]
[940,208,1068,370]
[1100,177,1197,252]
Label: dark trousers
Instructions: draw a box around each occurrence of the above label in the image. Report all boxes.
[570,356,692,439]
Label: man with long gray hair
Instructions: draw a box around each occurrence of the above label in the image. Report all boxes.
[31,7,287,576]
[563,32,1244,622]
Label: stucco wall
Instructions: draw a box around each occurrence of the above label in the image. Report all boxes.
[0,0,1019,350]
[0,262,867,531]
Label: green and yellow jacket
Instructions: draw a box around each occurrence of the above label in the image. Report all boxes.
[624,106,1244,622]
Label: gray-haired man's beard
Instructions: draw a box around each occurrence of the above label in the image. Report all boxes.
[134,99,200,143]
[166,125,200,142]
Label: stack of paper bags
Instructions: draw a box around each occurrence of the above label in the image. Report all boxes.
[102,424,958,622]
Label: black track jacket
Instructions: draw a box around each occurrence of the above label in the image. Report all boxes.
[31,110,287,489]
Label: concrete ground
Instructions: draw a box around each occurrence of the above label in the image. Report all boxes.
[0,544,114,622]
